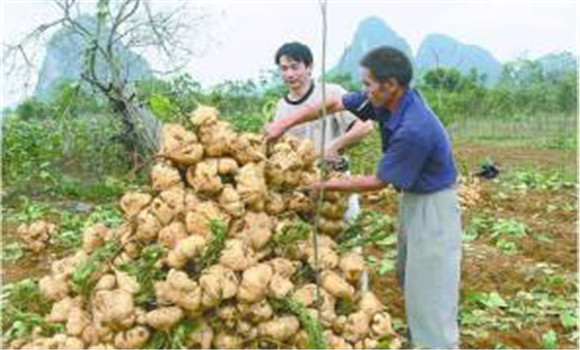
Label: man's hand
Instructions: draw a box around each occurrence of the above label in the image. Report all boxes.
[323,145,340,159]
[264,120,287,142]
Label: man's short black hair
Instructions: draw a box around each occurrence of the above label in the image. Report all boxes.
[360,46,413,86]
[275,42,313,67]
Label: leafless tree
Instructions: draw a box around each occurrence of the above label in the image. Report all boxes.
[3,0,212,161]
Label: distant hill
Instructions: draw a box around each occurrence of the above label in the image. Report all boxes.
[414,34,502,85]
[332,16,412,79]
[34,15,152,98]
[332,17,504,86]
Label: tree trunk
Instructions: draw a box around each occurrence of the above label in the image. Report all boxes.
[110,85,162,163]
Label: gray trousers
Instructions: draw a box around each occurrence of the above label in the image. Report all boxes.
[397,188,462,349]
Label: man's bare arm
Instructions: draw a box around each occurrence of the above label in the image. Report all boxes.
[326,120,375,157]
[314,175,387,193]
[265,94,345,141]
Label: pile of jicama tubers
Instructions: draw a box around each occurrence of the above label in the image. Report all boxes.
[9,106,400,350]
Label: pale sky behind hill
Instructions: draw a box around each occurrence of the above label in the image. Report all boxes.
[1,0,578,108]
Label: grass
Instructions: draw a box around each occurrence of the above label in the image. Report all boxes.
[1,278,62,345]
[71,239,123,297]
[449,113,577,151]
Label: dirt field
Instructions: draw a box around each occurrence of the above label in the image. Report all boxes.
[1,143,578,349]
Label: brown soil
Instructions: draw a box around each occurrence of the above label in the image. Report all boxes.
[362,144,578,349]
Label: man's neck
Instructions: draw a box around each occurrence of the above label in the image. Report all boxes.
[288,79,314,101]
[384,87,408,113]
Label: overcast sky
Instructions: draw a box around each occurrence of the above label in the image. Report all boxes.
[1,0,578,107]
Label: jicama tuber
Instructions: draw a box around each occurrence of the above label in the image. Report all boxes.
[113,326,150,349]
[258,315,300,342]
[159,123,204,166]
[150,162,181,192]
[145,307,184,331]
[237,263,273,303]
[166,235,206,269]
[119,192,152,220]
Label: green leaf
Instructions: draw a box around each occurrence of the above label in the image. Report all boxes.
[377,258,395,275]
[482,292,507,309]
[560,312,578,329]
[542,330,558,349]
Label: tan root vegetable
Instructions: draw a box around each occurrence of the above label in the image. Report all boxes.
[339,253,366,284]
[17,221,56,252]
[119,192,152,219]
[219,185,245,218]
[213,332,242,349]
[191,107,237,157]
[7,106,403,350]
[236,320,258,340]
[265,191,286,215]
[158,221,188,249]
[201,121,238,157]
[66,307,91,336]
[94,274,116,291]
[184,188,201,211]
[237,263,274,303]
[344,311,372,344]
[134,210,162,242]
[114,326,150,349]
[317,217,346,236]
[268,257,299,278]
[47,297,83,323]
[39,274,70,301]
[114,269,140,295]
[218,157,239,175]
[320,200,348,220]
[293,284,317,307]
[231,133,266,165]
[82,223,112,254]
[268,273,294,299]
[166,235,207,269]
[327,331,353,350]
[151,186,185,225]
[237,299,274,323]
[187,321,214,349]
[150,163,181,192]
[371,311,394,336]
[185,201,229,238]
[155,269,202,312]
[333,315,348,334]
[199,264,239,307]
[145,307,184,331]
[307,246,339,270]
[319,288,338,326]
[217,305,239,329]
[321,270,355,300]
[295,138,317,167]
[236,162,267,211]
[187,159,223,195]
[284,191,312,211]
[237,211,273,250]
[258,315,300,342]
[93,289,135,331]
[159,123,203,166]
[359,291,382,317]
[190,105,219,127]
[219,238,257,271]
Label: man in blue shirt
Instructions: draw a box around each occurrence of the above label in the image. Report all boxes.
[265,46,462,349]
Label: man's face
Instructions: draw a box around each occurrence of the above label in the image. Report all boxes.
[278,55,312,90]
[361,67,394,107]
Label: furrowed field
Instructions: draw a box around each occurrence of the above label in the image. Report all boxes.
[1,59,578,349]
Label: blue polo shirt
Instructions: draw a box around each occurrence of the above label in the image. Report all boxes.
[343,89,457,193]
